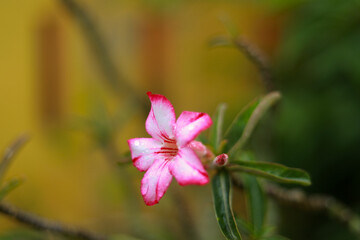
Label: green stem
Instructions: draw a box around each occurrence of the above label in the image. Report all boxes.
[231,176,360,237]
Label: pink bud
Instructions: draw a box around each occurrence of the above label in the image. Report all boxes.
[214,153,229,166]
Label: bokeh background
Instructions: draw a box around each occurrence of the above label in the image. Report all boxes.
[1,0,360,239]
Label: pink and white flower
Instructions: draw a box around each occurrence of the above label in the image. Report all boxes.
[128,92,212,206]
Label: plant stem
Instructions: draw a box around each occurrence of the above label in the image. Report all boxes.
[231,176,360,236]
[233,37,274,92]
[58,0,148,112]
[0,135,29,183]
[0,202,106,240]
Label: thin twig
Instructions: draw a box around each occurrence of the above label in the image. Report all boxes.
[0,202,106,240]
[0,135,107,240]
[0,135,29,183]
[58,0,148,112]
[231,176,360,236]
[233,37,274,92]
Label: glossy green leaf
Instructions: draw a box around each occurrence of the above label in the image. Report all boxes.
[224,92,281,156]
[231,160,311,186]
[210,103,227,153]
[243,175,267,237]
[0,178,23,201]
[212,169,242,240]
[223,99,260,154]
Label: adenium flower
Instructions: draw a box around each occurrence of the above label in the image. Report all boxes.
[128,92,212,206]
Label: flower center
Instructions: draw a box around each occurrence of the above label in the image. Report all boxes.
[159,139,178,160]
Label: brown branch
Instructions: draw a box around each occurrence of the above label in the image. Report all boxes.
[231,176,360,236]
[58,0,148,112]
[0,135,107,239]
[0,202,106,240]
[233,37,274,92]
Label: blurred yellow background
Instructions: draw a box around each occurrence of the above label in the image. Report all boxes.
[3,0,360,239]
[0,0,277,238]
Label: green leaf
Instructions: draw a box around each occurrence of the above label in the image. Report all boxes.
[212,169,242,240]
[235,217,253,237]
[243,175,267,237]
[224,92,281,156]
[223,99,259,154]
[231,160,311,186]
[210,103,227,153]
[0,178,23,201]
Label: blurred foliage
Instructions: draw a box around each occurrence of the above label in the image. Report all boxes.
[1,0,359,239]
[0,228,52,240]
[256,0,360,238]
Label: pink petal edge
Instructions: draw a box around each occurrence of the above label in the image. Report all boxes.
[175,111,212,147]
[145,92,176,142]
[169,147,209,186]
[141,159,173,206]
[127,138,163,172]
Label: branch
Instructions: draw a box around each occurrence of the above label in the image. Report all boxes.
[0,135,107,239]
[0,202,106,240]
[233,37,274,92]
[231,176,360,236]
[0,135,29,182]
[58,0,148,112]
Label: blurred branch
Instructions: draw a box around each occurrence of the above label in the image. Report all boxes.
[232,37,274,92]
[0,135,29,183]
[0,135,106,240]
[231,176,360,236]
[171,189,199,240]
[0,202,106,240]
[210,35,274,92]
[58,0,148,112]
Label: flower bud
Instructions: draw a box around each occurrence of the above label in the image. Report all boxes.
[213,153,228,166]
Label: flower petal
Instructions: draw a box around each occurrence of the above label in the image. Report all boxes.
[169,147,209,186]
[145,92,176,142]
[188,141,208,158]
[175,111,212,147]
[128,138,163,171]
[141,159,172,206]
